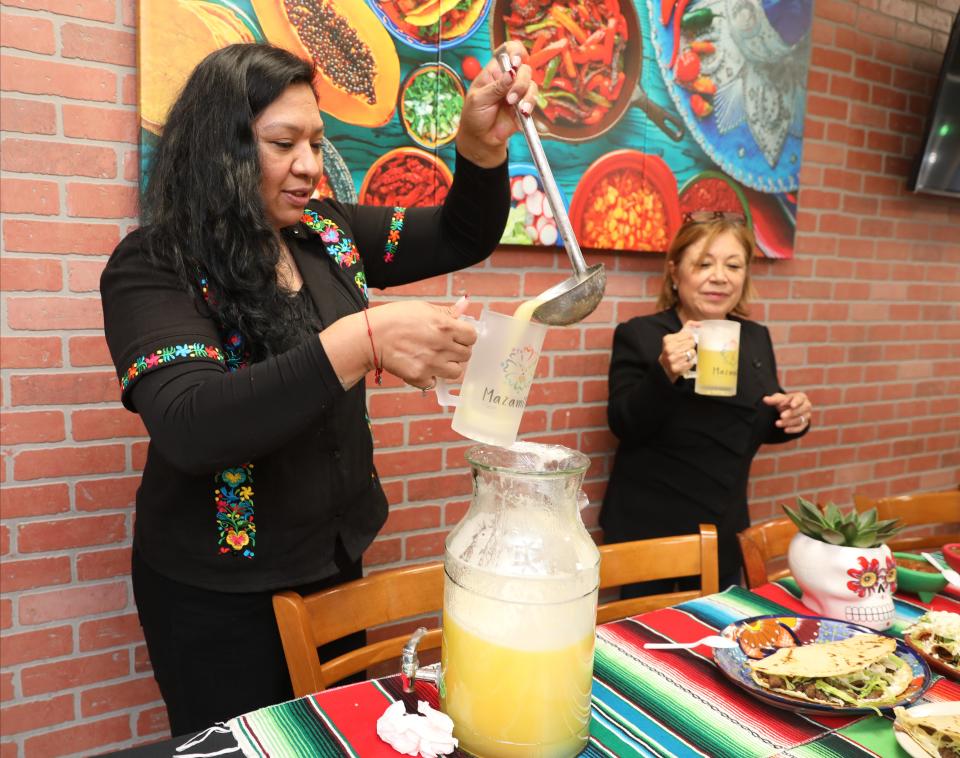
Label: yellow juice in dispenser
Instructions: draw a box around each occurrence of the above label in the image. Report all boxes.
[441,420,597,755]
[441,591,595,758]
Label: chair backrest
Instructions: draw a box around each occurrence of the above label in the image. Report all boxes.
[737,517,797,589]
[854,490,960,553]
[273,561,444,697]
[597,524,719,623]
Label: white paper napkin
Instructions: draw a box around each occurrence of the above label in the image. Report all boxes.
[376,699,458,758]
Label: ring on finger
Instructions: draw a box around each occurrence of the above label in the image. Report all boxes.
[419,377,437,395]
[684,350,694,363]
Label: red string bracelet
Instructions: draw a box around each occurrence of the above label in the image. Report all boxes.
[363,308,383,385]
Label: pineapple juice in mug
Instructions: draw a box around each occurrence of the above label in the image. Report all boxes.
[692,319,740,397]
[437,299,546,447]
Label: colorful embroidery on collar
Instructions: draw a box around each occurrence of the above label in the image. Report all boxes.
[301,209,360,268]
[384,207,406,263]
[300,209,368,301]
[216,463,256,558]
[119,344,225,390]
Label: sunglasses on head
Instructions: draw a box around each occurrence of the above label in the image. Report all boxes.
[681,210,746,225]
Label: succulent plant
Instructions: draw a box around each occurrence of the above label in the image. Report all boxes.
[782,497,904,548]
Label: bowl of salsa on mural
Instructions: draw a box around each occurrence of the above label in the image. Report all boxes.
[569,150,680,252]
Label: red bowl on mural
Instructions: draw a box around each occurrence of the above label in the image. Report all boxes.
[359,147,453,207]
[569,150,680,253]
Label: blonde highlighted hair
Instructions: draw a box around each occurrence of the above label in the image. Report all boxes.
[656,217,757,316]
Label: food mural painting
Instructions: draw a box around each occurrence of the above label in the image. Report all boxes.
[139,0,812,257]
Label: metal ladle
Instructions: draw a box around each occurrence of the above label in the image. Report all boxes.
[497,52,606,326]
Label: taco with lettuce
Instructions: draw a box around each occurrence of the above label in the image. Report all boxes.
[893,705,960,757]
[748,633,913,708]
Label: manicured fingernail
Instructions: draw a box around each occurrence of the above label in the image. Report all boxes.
[512,55,522,67]
[519,101,532,115]
[506,92,518,105]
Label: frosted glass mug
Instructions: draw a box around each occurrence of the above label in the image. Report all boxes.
[436,310,547,447]
[685,319,741,397]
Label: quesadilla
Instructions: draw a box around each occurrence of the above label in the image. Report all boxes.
[748,633,913,707]
[894,705,960,758]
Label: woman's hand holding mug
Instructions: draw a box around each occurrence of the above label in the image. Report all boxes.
[371,300,476,390]
[660,322,700,383]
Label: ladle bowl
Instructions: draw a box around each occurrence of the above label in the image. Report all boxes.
[532,264,606,326]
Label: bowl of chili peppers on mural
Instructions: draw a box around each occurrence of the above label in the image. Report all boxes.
[499,0,628,130]
[368,0,492,51]
[359,147,453,207]
[569,150,680,252]
[400,62,464,149]
[679,170,752,229]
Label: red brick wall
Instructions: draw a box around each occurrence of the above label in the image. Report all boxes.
[1,0,958,753]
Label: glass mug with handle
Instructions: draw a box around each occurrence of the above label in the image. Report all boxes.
[683,319,741,397]
[436,309,547,447]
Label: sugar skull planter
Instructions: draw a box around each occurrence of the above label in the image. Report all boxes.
[782,497,904,631]
[787,532,896,630]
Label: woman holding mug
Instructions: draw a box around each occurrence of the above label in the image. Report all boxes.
[100,42,536,733]
[600,213,812,594]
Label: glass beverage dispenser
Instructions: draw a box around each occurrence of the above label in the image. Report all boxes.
[440,442,600,757]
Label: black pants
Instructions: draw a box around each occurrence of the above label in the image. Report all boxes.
[132,543,364,736]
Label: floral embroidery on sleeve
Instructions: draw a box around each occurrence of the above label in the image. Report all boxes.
[384,207,405,263]
[119,344,225,391]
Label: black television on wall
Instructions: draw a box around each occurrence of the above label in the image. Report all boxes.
[908,11,960,197]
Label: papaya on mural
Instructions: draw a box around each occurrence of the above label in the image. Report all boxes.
[138,0,813,257]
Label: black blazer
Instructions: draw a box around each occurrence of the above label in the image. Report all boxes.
[599,308,807,577]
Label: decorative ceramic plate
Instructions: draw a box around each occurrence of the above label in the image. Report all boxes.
[320,138,357,204]
[893,702,960,758]
[713,615,932,715]
[645,0,811,192]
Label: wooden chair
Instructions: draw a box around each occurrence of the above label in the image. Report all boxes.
[597,524,719,623]
[738,518,798,589]
[854,490,960,553]
[738,490,960,589]
[273,561,444,697]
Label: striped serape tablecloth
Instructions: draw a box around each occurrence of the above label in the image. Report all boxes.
[214,582,958,758]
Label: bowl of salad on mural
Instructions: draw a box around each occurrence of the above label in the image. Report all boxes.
[400,61,465,149]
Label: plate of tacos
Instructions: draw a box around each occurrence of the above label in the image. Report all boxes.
[893,703,960,758]
[713,615,932,715]
[903,610,960,680]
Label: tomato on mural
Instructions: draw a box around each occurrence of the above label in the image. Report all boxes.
[139,0,812,257]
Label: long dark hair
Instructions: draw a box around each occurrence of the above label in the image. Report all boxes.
[141,43,316,359]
